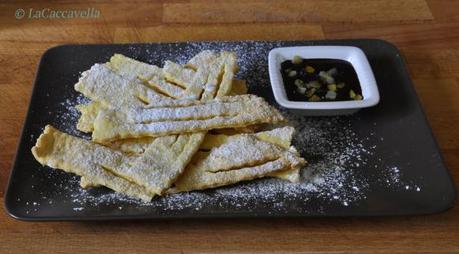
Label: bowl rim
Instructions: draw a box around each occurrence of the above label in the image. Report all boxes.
[268,45,380,110]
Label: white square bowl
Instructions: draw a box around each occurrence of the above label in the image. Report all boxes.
[268,46,380,116]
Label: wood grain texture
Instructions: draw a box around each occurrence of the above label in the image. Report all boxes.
[1,0,458,253]
[163,0,433,23]
[114,23,324,42]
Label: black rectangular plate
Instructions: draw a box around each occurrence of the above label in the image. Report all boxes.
[4,40,456,220]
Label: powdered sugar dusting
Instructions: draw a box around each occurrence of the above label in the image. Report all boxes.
[56,94,89,138]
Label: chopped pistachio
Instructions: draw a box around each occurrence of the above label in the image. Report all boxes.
[319,71,335,84]
[294,79,305,87]
[327,67,338,76]
[327,84,337,92]
[297,86,307,94]
[306,88,316,97]
[354,94,363,100]
[305,65,315,73]
[349,89,356,99]
[307,81,321,89]
[292,55,302,64]
[311,83,322,89]
[309,95,321,102]
[288,70,297,77]
[337,82,345,89]
[325,90,337,100]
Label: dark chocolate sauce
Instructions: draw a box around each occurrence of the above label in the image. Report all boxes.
[280,58,362,102]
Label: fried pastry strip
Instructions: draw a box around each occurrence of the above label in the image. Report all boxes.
[91,95,285,142]
[31,125,153,201]
[76,78,247,133]
[185,50,219,70]
[200,126,301,183]
[163,51,236,100]
[107,54,184,99]
[170,129,306,192]
[31,126,202,198]
[75,102,100,133]
[75,64,197,112]
[106,133,203,195]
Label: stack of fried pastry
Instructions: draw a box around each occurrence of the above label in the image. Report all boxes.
[31,51,307,202]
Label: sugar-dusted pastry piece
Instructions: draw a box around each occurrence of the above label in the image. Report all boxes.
[269,164,301,183]
[199,59,225,101]
[91,95,285,142]
[163,52,236,101]
[161,51,237,101]
[107,53,159,81]
[107,54,184,99]
[75,63,155,111]
[200,126,294,150]
[199,126,301,183]
[104,133,204,195]
[162,60,196,89]
[186,50,240,73]
[198,52,232,101]
[198,134,283,172]
[128,94,281,123]
[163,60,212,100]
[74,64,197,112]
[210,125,258,136]
[83,133,206,192]
[109,53,236,101]
[75,102,100,133]
[255,126,295,151]
[108,53,236,101]
[185,50,219,70]
[257,127,301,183]
[171,151,303,192]
[215,51,237,98]
[80,176,99,188]
[76,78,248,134]
[31,125,153,202]
[108,137,156,155]
[31,125,203,198]
[170,135,305,192]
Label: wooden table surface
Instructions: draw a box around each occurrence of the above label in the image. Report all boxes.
[1,1,459,253]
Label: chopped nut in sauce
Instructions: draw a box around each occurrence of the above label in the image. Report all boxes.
[309,95,321,102]
[288,70,297,77]
[292,55,303,64]
[327,84,337,92]
[305,65,315,73]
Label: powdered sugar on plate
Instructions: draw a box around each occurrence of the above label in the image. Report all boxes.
[56,94,90,138]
